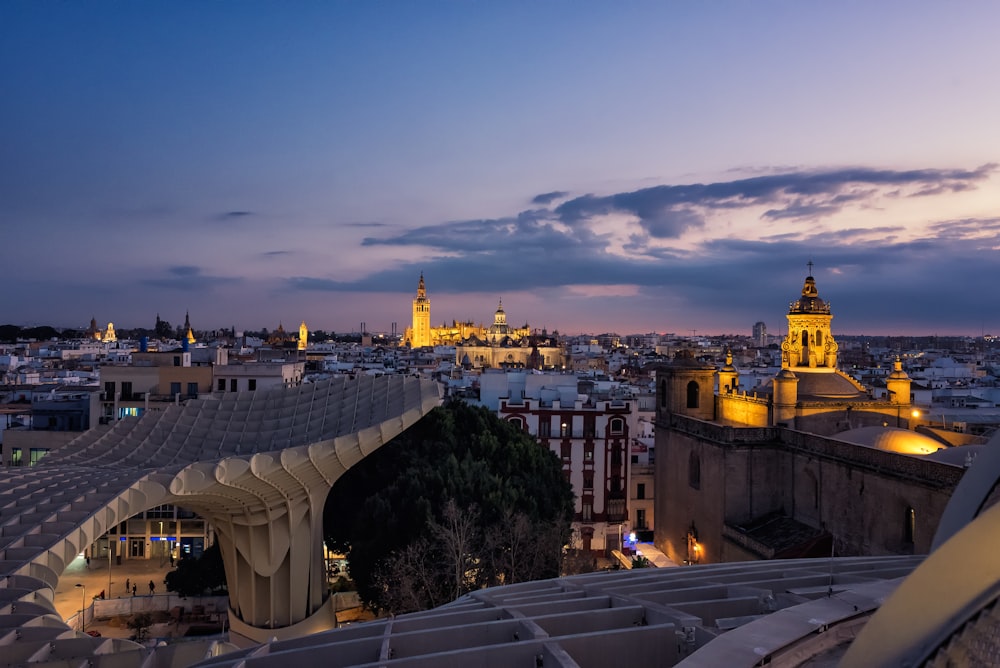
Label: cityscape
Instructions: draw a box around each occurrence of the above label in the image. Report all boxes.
[3,268,1000,664]
[3,2,1000,667]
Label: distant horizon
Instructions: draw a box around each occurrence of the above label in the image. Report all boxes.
[1,316,994,343]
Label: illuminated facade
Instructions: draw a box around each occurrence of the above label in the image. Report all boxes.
[85,317,117,343]
[399,275,565,367]
[654,271,955,569]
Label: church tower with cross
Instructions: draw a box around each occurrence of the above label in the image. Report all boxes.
[780,261,839,370]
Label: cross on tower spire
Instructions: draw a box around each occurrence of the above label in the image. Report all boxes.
[807,260,814,276]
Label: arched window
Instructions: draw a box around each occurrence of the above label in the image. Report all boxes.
[686,380,699,409]
[507,416,524,431]
[816,330,823,347]
[688,451,701,490]
[610,417,624,434]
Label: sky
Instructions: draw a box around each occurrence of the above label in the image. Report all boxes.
[2,2,999,337]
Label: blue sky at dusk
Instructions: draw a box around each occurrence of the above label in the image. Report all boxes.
[2,2,999,336]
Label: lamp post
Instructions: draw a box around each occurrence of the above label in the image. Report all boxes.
[75,583,85,633]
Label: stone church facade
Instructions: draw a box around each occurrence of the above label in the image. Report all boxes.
[654,272,963,566]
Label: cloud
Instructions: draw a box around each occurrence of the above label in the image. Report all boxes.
[531,191,570,205]
[261,250,292,257]
[215,210,254,221]
[140,266,242,291]
[286,163,1000,334]
[553,164,996,232]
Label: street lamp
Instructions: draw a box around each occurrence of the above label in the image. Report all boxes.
[75,583,85,633]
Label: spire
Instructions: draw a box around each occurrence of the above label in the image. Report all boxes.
[417,273,426,299]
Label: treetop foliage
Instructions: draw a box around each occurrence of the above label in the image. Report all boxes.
[324,399,574,613]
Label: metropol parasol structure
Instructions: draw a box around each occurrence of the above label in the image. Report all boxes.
[1,373,999,667]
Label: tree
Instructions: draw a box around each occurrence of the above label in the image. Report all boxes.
[154,316,172,339]
[127,612,153,642]
[324,400,574,613]
[164,543,227,597]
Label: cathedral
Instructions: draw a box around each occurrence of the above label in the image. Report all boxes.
[401,274,564,369]
[654,270,960,567]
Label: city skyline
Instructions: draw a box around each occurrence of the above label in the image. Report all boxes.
[3,3,999,336]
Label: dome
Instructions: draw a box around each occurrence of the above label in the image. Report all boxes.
[835,426,945,456]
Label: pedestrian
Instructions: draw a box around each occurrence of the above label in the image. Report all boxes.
[132,584,136,596]
[169,551,174,567]
[148,580,155,595]
[85,555,90,567]
[125,578,130,595]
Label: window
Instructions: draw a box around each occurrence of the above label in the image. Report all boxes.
[583,473,594,489]
[217,378,226,391]
[507,416,523,431]
[248,379,257,392]
[170,382,181,396]
[230,379,238,392]
[636,508,647,530]
[560,421,570,438]
[10,448,22,466]
[631,455,639,464]
[611,446,622,466]
[686,381,699,409]
[904,506,915,544]
[538,420,551,438]
[610,417,624,435]
[584,445,594,461]
[561,442,571,460]
[582,501,593,521]
[659,379,667,408]
[121,381,133,400]
[104,381,115,400]
[187,382,198,398]
[29,448,48,466]
[583,415,596,438]
[173,355,181,367]
[637,483,646,500]
[689,452,701,490]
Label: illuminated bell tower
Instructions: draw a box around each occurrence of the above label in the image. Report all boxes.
[411,273,431,348]
[780,265,838,370]
[298,321,308,351]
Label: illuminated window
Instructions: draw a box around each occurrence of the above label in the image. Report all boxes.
[29,448,48,466]
[10,448,22,466]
